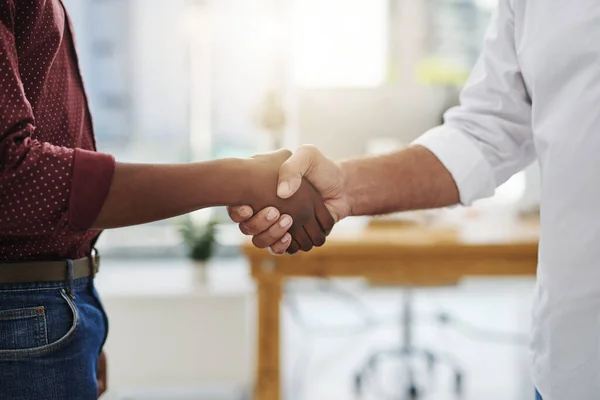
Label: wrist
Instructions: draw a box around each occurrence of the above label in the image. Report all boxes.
[338,160,358,218]
[231,158,258,206]
[193,158,254,207]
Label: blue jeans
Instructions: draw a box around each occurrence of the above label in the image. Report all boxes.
[536,390,543,400]
[0,275,108,399]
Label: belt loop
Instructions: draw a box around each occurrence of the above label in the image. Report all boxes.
[66,259,76,299]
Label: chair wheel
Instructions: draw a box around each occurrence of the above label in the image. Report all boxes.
[426,352,436,372]
[354,373,363,396]
[409,385,419,398]
[455,372,463,395]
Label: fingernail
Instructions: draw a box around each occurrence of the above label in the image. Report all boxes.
[277,181,290,197]
[266,208,278,221]
[281,234,290,243]
[279,216,291,227]
[239,207,251,218]
[268,247,283,256]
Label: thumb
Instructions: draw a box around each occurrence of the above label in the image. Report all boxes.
[277,145,317,199]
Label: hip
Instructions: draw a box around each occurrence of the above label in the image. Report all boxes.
[0,277,109,400]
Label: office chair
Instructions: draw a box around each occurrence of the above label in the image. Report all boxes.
[353,288,463,399]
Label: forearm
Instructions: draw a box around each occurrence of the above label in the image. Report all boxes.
[341,145,460,216]
[93,158,250,229]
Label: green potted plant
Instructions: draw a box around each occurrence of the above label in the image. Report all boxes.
[180,218,217,284]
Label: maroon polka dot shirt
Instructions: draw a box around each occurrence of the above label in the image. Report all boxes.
[0,1,115,261]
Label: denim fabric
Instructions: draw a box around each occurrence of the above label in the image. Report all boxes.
[536,390,543,400]
[0,276,108,400]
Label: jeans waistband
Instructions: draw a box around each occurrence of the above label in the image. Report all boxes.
[0,276,94,294]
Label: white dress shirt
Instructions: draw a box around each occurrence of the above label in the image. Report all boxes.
[414,1,600,398]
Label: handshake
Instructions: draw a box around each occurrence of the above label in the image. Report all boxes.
[228,146,351,255]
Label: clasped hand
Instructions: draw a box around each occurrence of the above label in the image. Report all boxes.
[231,146,349,254]
[235,149,334,254]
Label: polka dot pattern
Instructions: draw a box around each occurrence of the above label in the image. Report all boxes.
[0,2,113,261]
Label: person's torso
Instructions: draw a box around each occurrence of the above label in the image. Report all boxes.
[513,1,600,397]
[13,1,95,151]
[0,0,100,260]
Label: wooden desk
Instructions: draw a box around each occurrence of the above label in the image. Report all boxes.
[243,219,540,400]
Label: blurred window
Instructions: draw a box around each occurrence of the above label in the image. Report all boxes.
[60,0,499,257]
[63,0,286,257]
[290,0,389,88]
[425,0,497,68]
[64,0,209,256]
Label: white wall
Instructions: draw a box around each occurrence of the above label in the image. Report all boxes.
[129,0,191,162]
[95,260,255,391]
[297,85,444,160]
[102,294,253,388]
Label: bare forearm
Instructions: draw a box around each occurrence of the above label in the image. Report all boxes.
[341,145,460,216]
[93,158,249,229]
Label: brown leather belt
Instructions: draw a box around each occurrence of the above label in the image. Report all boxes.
[0,255,100,285]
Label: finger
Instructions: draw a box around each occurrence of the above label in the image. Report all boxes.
[97,352,107,397]
[239,207,281,235]
[252,215,293,248]
[268,233,292,255]
[277,145,321,199]
[227,205,254,223]
[303,217,326,247]
[287,237,300,255]
[98,381,106,398]
[289,225,313,252]
[314,199,336,235]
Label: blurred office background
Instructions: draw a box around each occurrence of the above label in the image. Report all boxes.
[62,0,540,399]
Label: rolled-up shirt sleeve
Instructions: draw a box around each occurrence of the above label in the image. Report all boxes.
[0,20,114,235]
[413,0,534,205]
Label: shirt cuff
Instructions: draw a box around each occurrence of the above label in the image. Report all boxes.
[68,149,116,231]
[412,125,496,205]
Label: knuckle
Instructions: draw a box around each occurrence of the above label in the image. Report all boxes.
[269,223,287,237]
[270,244,286,255]
[227,207,241,222]
[231,215,245,223]
[297,208,312,223]
[287,242,298,254]
[255,229,284,249]
[265,234,282,247]
[259,207,276,220]
[241,217,266,235]
[322,217,335,234]
[241,219,262,234]
[252,236,268,249]
[300,242,313,252]
[314,236,326,247]
[300,144,320,157]
[300,144,316,152]
[239,223,250,235]
[280,148,292,158]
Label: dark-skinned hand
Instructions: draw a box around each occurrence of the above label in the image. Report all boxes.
[240,149,334,254]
